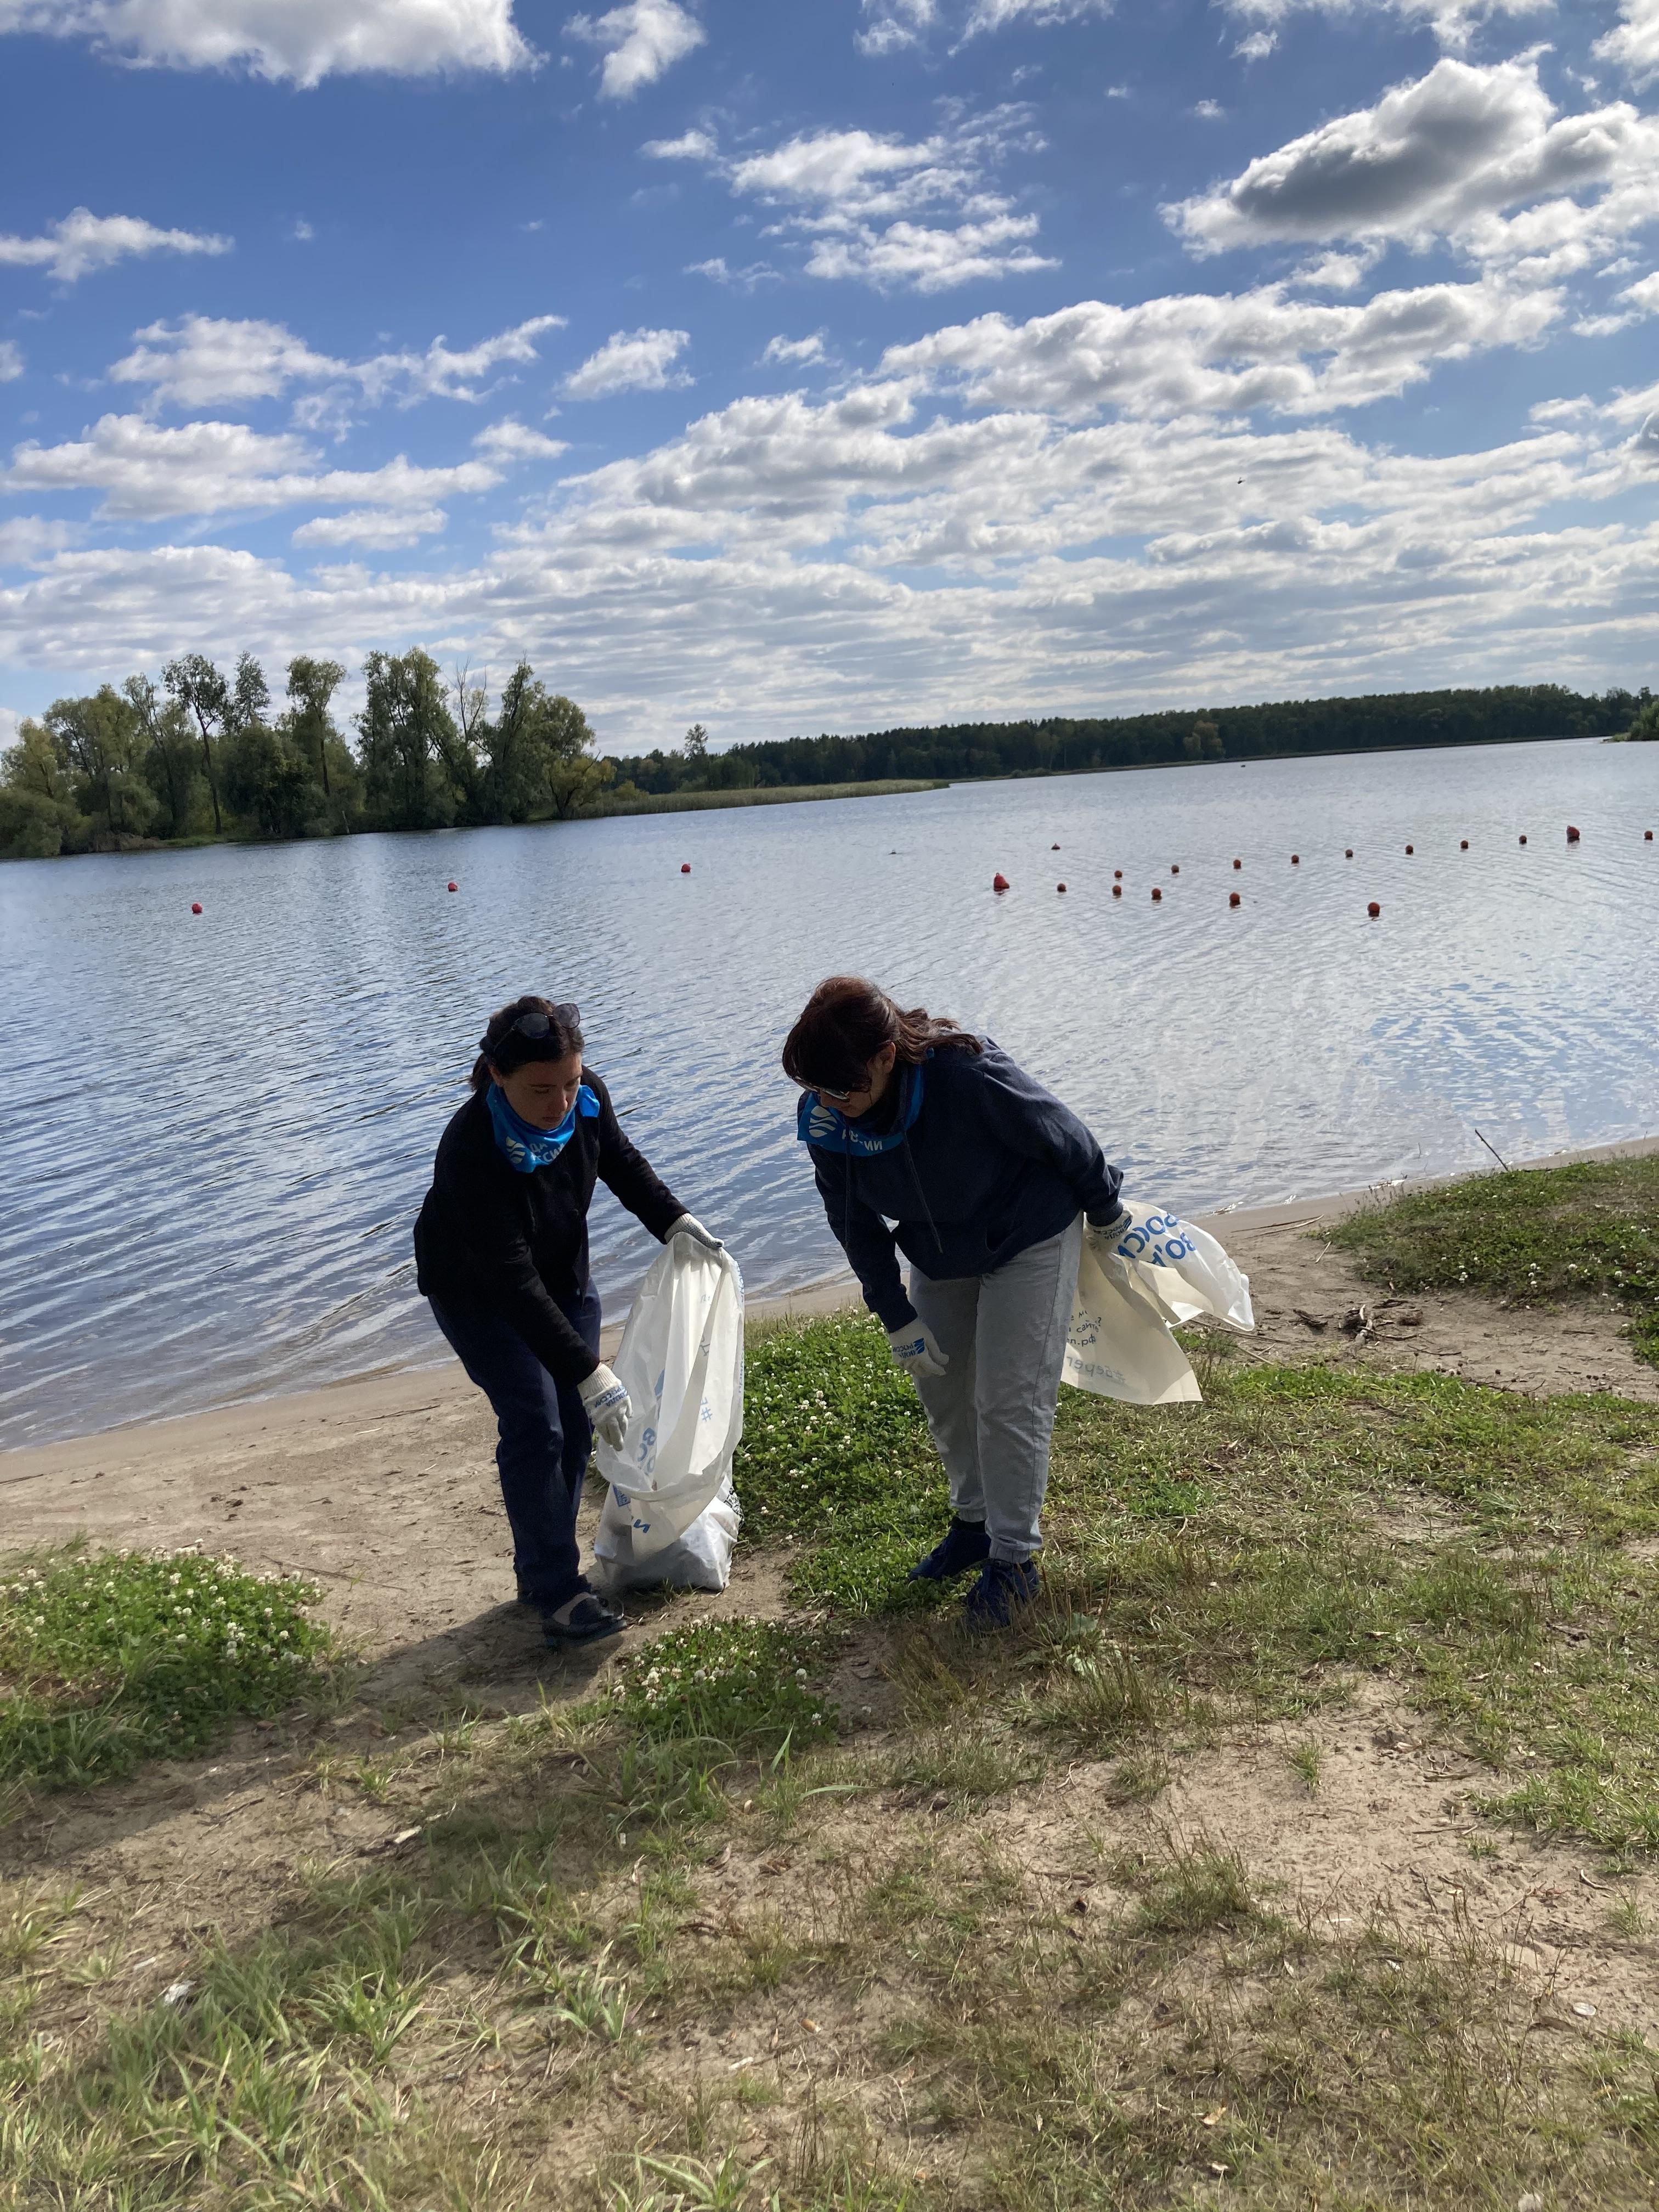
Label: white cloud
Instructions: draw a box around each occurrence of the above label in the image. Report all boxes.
[0,516,76,563]
[685,256,781,288]
[292,506,448,548]
[763,332,828,365]
[2,415,504,520]
[1167,56,1659,281]
[561,327,691,398]
[652,108,1054,292]
[0,343,21,381]
[108,313,565,413]
[1235,29,1276,58]
[1596,0,1659,87]
[640,126,716,159]
[805,214,1054,291]
[565,0,702,98]
[1221,0,1550,54]
[879,274,1561,417]
[0,0,533,83]
[471,417,568,460]
[1193,98,1225,118]
[855,0,1108,49]
[0,207,229,283]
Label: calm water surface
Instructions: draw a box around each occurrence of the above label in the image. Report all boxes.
[3,737,1656,1446]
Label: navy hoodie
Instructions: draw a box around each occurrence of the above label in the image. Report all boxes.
[805,1039,1121,1331]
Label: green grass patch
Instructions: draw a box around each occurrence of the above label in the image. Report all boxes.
[601,1618,839,1754]
[1327,1153,1659,1365]
[1,1544,335,1794]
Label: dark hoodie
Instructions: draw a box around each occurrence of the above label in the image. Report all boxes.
[804,1039,1120,1331]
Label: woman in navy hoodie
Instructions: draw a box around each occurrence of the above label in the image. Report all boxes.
[783,975,1125,1627]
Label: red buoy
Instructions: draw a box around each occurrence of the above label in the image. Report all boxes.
[190,901,203,915]
[993,872,1010,893]
[1051,843,1060,851]
[1057,882,1067,893]
[1113,868,1122,881]
[1111,883,1122,898]
[1566,825,1581,843]
[1647,830,1654,841]
[1367,901,1380,918]
[1345,848,1353,859]
[1232,857,1242,870]
[1291,854,1300,866]
[1460,839,1469,850]
[1404,844,1414,855]
[447,879,458,892]
[1170,864,1180,876]
[1519,834,1527,845]
[680,862,691,874]
[1229,891,1240,907]
[1151,887,1162,902]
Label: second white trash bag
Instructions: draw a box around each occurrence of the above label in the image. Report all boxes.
[590,1237,744,1592]
[1063,1203,1255,1406]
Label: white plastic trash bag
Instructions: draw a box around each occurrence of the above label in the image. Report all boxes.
[591,1236,744,1591]
[1063,1203,1254,1407]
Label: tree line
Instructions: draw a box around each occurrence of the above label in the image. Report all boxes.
[612,683,1652,797]
[0,649,610,859]
[2,666,1650,861]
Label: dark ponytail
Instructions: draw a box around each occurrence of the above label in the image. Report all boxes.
[470,995,585,1094]
[781,975,980,1092]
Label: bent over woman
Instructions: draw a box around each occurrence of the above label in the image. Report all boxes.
[415,995,720,1646]
[783,976,1125,1629]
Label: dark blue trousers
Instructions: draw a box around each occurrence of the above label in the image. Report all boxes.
[428,1283,602,1611]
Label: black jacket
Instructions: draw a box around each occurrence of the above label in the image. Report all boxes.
[806,1040,1120,1332]
[414,1073,684,1386]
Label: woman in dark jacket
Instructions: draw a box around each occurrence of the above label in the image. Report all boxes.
[783,975,1125,1629]
[415,995,719,1645]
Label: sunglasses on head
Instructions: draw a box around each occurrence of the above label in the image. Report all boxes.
[483,1002,580,1054]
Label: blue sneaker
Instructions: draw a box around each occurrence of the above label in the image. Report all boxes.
[908,1517,992,1582]
[964,1558,1040,1630]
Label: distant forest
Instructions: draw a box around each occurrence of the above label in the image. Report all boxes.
[2,660,1651,860]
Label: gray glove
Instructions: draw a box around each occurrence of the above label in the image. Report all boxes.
[1086,1203,1131,1242]
[887,1319,949,1381]
[577,1361,631,1451]
[666,1212,723,1252]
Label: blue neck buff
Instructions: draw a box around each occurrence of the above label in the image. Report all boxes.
[487,1080,600,1173]
[797,1060,924,1156]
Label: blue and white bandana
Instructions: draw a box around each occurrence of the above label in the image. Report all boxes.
[487,1080,600,1173]
[796,1062,924,1156]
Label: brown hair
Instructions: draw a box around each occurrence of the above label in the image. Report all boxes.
[781,975,981,1092]
[470,995,585,1094]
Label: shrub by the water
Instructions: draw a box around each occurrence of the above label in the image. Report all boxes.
[1,1544,335,1792]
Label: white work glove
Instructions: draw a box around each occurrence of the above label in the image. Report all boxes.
[578,1362,632,1451]
[1086,1203,1131,1245]
[888,1319,949,1381]
[665,1212,723,1252]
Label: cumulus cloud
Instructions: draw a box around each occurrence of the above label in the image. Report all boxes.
[879,274,1560,417]
[1596,0,1659,86]
[650,108,1055,291]
[0,343,21,381]
[108,313,565,413]
[2,415,506,520]
[1167,56,1659,280]
[1221,0,1550,53]
[471,417,569,460]
[292,506,448,548]
[565,0,702,98]
[0,207,230,283]
[0,0,533,83]
[0,516,76,563]
[561,327,691,398]
[855,0,1108,50]
[763,332,828,365]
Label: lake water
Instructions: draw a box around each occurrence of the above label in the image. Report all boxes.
[3,736,1656,1448]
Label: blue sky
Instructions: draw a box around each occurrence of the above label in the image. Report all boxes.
[1,0,1656,753]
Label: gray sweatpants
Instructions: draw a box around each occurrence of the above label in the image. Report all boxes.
[907,1216,1083,1565]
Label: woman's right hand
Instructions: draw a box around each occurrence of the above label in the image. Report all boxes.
[887,1320,949,1381]
[578,1362,632,1449]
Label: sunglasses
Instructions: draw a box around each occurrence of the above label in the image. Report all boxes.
[806,1070,867,1102]
[483,1002,580,1053]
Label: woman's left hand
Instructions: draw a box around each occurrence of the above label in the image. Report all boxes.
[667,1212,724,1252]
